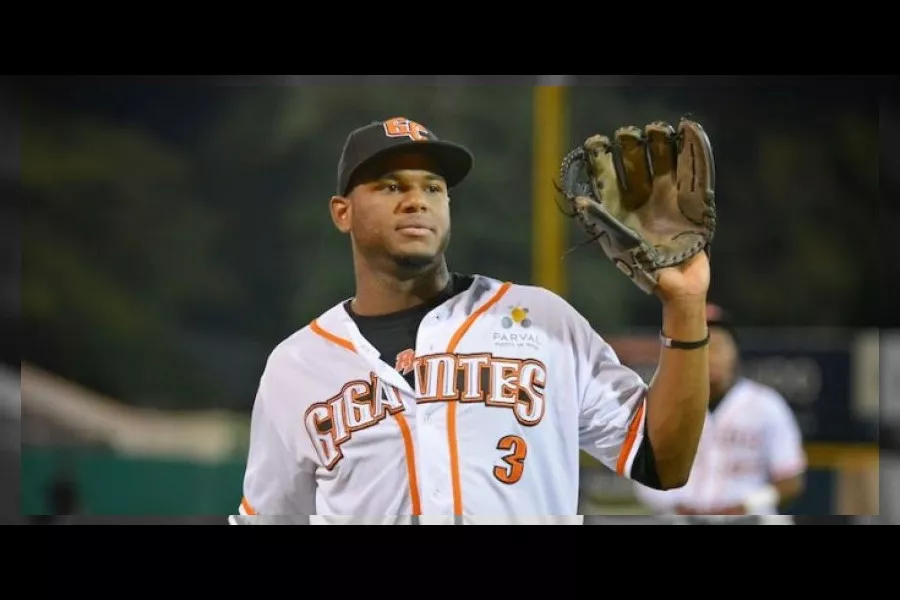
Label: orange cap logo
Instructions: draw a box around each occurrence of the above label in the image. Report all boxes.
[382,117,430,141]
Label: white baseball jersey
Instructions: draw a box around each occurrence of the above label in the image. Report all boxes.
[633,377,806,516]
[232,275,652,524]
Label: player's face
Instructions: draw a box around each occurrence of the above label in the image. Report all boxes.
[708,326,738,394]
[334,153,451,271]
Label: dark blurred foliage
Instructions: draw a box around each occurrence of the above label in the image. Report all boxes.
[14,76,885,411]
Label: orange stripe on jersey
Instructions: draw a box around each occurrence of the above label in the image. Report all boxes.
[616,400,646,476]
[445,281,513,516]
[241,496,257,515]
[309,318,422,515]
[311,319,356,352]
[393,413,422,515]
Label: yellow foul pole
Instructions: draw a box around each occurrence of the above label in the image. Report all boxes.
[532,76,569,296]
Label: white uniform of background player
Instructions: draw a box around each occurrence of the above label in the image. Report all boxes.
[229,117,712,525]
[633,305,807,523]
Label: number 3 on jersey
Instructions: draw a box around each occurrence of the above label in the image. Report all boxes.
[494,435,527,484]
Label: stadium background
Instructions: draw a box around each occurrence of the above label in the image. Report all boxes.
[2,76,894,524]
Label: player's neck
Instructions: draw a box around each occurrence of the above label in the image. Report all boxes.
[351,260,451,317]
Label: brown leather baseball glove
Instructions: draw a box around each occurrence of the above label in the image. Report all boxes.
[558,117,717,295]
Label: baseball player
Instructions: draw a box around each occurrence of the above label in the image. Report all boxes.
[231,116,713,525]
[632,304,807,524]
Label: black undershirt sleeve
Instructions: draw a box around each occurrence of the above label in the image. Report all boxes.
[629,430,663,489]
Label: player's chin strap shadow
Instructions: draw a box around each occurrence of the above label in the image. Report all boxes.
[551,177,604,260]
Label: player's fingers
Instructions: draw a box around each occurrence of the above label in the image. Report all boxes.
[613,126,652,210]
[644,121,677,181]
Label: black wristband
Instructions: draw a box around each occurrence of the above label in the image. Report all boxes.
[659,330,710,350]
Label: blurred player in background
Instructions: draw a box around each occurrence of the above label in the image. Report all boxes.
[633,304,807,524]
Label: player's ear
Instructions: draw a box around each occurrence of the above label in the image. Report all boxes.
[329,195,351,234]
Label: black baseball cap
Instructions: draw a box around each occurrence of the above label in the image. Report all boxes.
[336,117,474,196]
